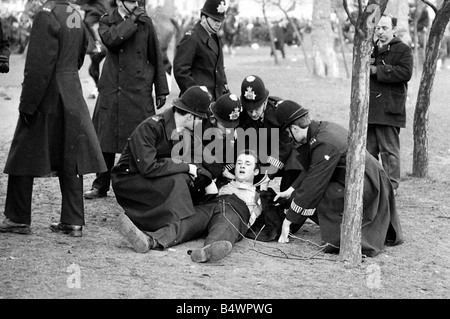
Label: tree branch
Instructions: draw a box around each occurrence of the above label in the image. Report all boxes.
[343,0,357,26]
[421,0,438,13]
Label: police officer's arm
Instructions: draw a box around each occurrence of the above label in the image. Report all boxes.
[98,14,138,50]
[286,143,341,225]
[173,34,198,93]
[374,44,413,83]
[128,123,191,178]
[146,18,169,99]
[18,10,59,116]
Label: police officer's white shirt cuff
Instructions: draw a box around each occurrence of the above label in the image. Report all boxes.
[290,201,316,216]
[267,156,284,169]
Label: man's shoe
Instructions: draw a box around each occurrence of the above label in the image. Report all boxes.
[0,218,31,234]
[84,188,107,199]
[49,223,82,237]
[189,240,233,263]
[116,214,156,253]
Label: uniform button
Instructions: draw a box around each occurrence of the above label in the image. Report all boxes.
[119,49,123,53]
[118,87,121,90]
[119,68,122,72]
[137,159,140,162]
[125,169,129,172]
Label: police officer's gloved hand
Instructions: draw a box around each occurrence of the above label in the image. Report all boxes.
[156,95,166,109]
[0,56,9,73]
[19,111,34,127]
[131,6,147,22]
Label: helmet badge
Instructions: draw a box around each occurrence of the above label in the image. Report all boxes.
[244,87,257,100]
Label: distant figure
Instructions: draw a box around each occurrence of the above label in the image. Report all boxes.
[0,17,11,73]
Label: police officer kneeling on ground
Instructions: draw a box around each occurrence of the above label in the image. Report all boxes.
[273,100,404,257]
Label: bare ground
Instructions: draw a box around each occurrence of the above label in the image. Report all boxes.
[0,42,449,301]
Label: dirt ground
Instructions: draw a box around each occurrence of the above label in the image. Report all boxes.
[0,40,449,302]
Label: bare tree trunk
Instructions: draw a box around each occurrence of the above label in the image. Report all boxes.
[413,1,450,177]
[261,1,279,65]
[385,0,412,44]
[340,0,389,266]
[311,0,339,77]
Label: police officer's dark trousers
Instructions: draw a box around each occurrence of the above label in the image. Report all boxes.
[5,174,84,226]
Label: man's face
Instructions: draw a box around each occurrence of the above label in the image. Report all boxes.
[201,15,222,34]
[117,0,139,15]
[246,99,267,121]
[234,153,259,183]
[376,16,396,45]
[286,124,307,145]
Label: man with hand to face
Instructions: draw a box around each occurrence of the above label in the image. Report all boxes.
[84,0,169,200]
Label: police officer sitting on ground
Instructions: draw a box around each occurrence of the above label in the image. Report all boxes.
[112,86,217,252]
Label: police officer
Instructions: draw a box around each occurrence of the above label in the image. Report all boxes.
[239,75,300,189]
[112,86,217,251]
[173,0,229,101]
[0,0,106,237]
[274,100,404,257]
[0,17,10,73]
[202,92,242,189]
[84,0,169,199]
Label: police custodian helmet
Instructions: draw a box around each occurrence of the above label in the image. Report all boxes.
[172,86,213,119]
[275,100,310,131]
[210,93,242,128]
[201,0,227,22]
[240,75,270,112]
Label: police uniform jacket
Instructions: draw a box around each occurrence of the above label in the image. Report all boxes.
[369,37,413,128]
[4,0,106,176]
[111,108,210,231]
[239,96,295,173]
[287,120,404,257]
[173,21,228,100]
[92,8,169,154]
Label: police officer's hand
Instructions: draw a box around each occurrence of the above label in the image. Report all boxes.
[274,186,295,203]
[0,56,9,73]
[278,218,291,244]
[370,65,377,75]
[131,6,147,22]
[156,95,166,109]
[20,111,34,127]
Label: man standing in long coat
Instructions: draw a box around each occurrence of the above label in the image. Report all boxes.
[274,100,404,257]
[173,0,229,101]
[85,0,169,199]
[0,0,106,237]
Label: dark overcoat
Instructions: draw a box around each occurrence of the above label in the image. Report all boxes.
[111,109,208,231]
[4,0,106,176]
[93,8,169,153]
[288,121,404,257]
[368,37,413,128]
[173,21,228,101]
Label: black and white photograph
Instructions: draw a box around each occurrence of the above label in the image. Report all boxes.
[0,0,449,304]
